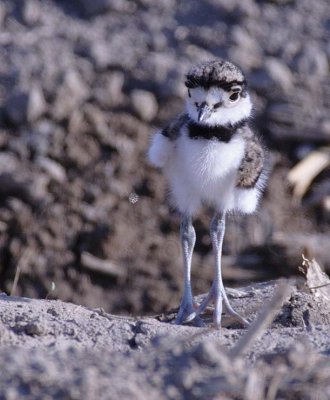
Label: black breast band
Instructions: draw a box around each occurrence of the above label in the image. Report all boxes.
[188,119,248,142]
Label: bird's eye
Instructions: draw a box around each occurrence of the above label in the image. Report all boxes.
[213,102,222,109]
[229,92,240,102]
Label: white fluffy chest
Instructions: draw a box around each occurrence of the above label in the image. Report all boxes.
[176,131,245,183]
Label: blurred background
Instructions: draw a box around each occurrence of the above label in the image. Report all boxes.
[0,0,329,315]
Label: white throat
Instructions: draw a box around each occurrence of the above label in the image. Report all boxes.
[186,91,253,127]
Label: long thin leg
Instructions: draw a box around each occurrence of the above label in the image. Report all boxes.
[197,212,249,329]
[210,212,225,328]
[175,215,201,325]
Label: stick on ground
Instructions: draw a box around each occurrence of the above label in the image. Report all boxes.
[229,280,291,358]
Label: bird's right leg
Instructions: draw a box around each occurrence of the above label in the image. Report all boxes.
[195,212,249,328]
[175,215,201,325]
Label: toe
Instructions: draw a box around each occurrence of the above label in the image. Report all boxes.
[175,305,206,327]
[213,292,223,329]
[192,315,205,327]
[183,310,197,323]
[175,304,195,325]
[213,308,223,330]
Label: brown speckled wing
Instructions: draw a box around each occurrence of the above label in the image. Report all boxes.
[236,128,265,189]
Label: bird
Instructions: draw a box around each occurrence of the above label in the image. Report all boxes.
[148,59,267,329]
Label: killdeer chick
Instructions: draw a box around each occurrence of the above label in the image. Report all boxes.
[148,59,267,329]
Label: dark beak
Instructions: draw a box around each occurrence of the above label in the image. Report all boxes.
[198,104,212,122]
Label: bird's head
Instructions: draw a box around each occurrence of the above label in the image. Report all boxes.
[185,59,252,126]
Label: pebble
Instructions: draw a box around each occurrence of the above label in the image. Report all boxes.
[88,41,112,69]
[131,90,158,122]
[265,57,294,93]
[22,0,41,26]
[5,87,46,125]
[27,86,47,122]
[53,70,88,120]
[13,322,46,336]
[36,157,67,183]
[296,43,328,79]
[94,72,125,107]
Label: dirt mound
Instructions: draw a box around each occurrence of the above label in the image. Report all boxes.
[1,275,330,399]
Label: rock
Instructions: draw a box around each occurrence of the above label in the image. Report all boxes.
[232,26,259,51]
[295,43,328,79]
[13,321,46,336]
[88,41,112,69]
[5,86,46,125]
[36,157,67,183]
[229,46,263,70]
[21,0,41,26]
[230,27,263,69]
[27,86,47,122]
[83,104,108,137]
[107,72,125,105]
[131,90,158,122]
[53,70,89,120]
[94,72,125,108]
[265,57,294,93]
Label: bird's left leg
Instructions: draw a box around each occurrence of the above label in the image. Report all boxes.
[175,215,202,326]
[196,212,249,329]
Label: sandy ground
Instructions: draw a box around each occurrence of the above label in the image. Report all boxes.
[1,260,330,399]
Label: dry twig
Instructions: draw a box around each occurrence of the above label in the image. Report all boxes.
[287,147,330,201]
[81,251,125,278]
[229,280,291,358]
[10,248,33,296]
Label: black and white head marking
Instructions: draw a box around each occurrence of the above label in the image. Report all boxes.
[185,59,252,126]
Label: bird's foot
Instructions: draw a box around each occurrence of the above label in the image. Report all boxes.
[175,298,205,327]
[223,302,249,327]
[195,285,249,329]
